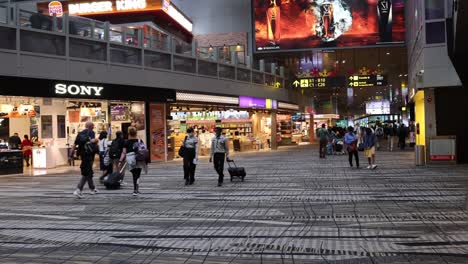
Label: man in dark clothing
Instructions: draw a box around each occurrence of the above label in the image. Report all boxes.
[8,133,22,150]
[317,124,328,158]
[398,124,408,150]
[71,122,98,198]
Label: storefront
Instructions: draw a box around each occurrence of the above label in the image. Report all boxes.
[0,75,175,171]
[167,93,284,159]
[276,102,301,146]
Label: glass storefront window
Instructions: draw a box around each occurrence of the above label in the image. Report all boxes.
[41,115,53,138]
[57,115,66,138]
[425,0,445,20]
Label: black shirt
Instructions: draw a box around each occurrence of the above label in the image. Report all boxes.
[124,139,140,154]
[8,136,22,149]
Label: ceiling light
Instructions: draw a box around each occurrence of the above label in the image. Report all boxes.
[386,52,390,55]
[377,64,381,67]
[342,60,346,64]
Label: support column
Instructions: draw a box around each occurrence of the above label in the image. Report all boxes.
[271,111,278,150]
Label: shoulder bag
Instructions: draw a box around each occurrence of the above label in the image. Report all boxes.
[178,136,188,158]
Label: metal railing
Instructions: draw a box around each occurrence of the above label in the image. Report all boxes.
[0,5,285,88]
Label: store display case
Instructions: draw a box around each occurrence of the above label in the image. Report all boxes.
[0,150,23,175]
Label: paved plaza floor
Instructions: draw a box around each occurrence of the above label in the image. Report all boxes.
[1,145,468,263]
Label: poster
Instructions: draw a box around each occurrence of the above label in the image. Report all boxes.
[254,0,405,51]
[150,104,166,161]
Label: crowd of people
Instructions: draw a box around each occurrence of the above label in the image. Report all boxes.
[70,122,231,199]
[316,121,417,169]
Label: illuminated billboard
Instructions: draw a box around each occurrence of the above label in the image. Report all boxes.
[253,0,405,52]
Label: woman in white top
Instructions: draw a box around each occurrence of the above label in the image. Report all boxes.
[183,127,199,185]
[98,131,110,179]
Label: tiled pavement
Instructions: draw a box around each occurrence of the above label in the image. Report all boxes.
[1,145,468,264]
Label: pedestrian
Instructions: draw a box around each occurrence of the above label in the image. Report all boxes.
[119,126,147,196]
[210,127,230,187]
[409,121,416,147]
[398,123,407,150]
[108,131,126,181]
[375,125,384,150]
[21,135,33,167]
[345,126,359,168]
[364,128,377,169]
[98,131,111,180]
[317,124,328,158]
[182,127,199,185]
[71,121,99,199]
[387,124,395,151]
[8,133,22,150]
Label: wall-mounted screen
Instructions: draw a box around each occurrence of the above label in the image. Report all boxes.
[253,0,405,52]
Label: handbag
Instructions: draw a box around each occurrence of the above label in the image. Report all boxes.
[347,141,357,152]
[178,136,188,158]
[357,143,365,152]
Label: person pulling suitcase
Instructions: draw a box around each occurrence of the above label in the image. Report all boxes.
[209,127,229,187]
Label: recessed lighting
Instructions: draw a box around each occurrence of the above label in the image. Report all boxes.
[377,64,381,67]
[386,52,390,55]
[342,60,346,64]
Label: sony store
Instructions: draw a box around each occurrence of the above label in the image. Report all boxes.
[0,75,175,172]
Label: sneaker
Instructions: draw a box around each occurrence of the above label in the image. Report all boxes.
[132,192,139,196]
[90,189,98,195]
[185,181,189,186]
[217,183,222,187]
[366,165,371,169]
[121,181,127,185]
[73,190,83,199]
[372,165,378,170]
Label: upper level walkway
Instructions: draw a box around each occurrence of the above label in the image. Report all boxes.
[0,5,300,103]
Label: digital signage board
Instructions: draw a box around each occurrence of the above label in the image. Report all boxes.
[253,0,405,52]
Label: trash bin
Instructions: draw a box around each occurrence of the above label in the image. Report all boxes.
[415,145,425,166]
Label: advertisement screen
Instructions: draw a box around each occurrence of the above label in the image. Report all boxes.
[254,0,405,52]
[366,100,390,115]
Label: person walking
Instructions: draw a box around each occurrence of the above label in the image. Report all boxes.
[317,124,328,158]
[71,121,99,199]
[98,131,111,180]
[182,127,199,185]
[210,127,229,187]
[108,131,126,181]
[387,124,395,151]
[345,127,359,169]
[119,127,147,196]
[364,128,377,169]
[375,125,384,150]
[398,123,408,150]
[21,135,33,167]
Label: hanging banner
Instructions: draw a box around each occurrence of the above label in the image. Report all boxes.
[150,103,166,161]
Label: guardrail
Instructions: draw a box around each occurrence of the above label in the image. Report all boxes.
[0,5,285,88]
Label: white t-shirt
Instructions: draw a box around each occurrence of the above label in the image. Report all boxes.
[98,138,108,152]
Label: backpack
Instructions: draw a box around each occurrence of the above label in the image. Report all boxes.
[133,140,149,162]
[77,130,95,156]
[109,139,122,159]
[375,127,384,137]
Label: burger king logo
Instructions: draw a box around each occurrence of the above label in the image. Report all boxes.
[48,1,63,17]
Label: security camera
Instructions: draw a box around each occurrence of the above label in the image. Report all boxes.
[417,70,424,76]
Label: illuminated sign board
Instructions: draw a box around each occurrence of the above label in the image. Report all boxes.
[366,100,390,115]
[239,96,277,109]
[253,0,405,52]
[162,2,193,32]
[48,1,63,17]
[55,83,104,96]
[348,75,387,87]
[68,0,147,14]
[292,76,346,89]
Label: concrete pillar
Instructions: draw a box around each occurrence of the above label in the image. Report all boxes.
[259,59,265,72]
[231,51,238,65]
[309,114,315,144]
[280,66,285,77]
[270,63,276,75]
[192,40,198,57]
[270,111,278,150]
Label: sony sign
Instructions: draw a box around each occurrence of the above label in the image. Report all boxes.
[55,83,104,96]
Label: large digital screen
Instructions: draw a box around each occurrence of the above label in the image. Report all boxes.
[366,100,390,115]
[253,0,405,52]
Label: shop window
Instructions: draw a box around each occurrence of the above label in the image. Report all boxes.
[426,21,446,44]
[41,115,53,139]
[425,0,445,20]
[57,115,66,138]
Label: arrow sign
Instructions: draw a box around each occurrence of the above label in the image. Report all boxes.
[293,80,300,87]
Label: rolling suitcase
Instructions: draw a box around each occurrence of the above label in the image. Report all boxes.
[227,159,246,182]
[103,162,126,190]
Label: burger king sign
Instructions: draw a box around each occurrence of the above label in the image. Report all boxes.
[48,1,63,17]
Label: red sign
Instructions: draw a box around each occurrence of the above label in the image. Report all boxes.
[430,155,456,161]
[149,104,166,161]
